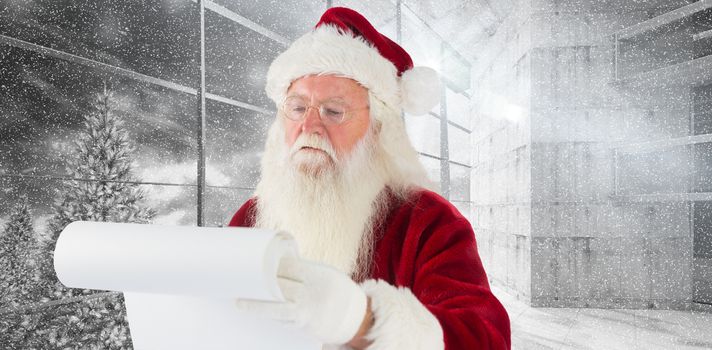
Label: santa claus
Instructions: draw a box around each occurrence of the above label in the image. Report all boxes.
[229,7,510,350]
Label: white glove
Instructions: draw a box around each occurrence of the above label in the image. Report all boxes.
[235,257,368,345]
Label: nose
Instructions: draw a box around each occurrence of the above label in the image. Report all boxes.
[300,106,326,136]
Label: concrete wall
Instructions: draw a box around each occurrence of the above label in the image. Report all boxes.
[472,0,700,309]
[471,0,534,303]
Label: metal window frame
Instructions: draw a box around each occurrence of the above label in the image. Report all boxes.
[418,152,441,160]
[0,173,256,192]
[396,0,402,44]
[448,120,472,133]
[449,159,471,168]
[439,77,450,199]
[197,0,207,225]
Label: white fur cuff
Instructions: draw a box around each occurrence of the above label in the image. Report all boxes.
[359,279,444,350]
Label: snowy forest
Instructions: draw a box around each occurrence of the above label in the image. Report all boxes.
[1,87,153,348]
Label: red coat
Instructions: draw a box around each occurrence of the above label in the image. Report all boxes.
[229,188,511,350]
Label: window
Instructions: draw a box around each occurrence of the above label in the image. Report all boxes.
[399,4,473,206]
[0,1,200,86]
[405,113,441,157]
[0,46,198,184]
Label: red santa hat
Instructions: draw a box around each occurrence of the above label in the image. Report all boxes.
[265,7,441,116]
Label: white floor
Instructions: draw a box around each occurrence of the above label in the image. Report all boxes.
[492,288,712,349]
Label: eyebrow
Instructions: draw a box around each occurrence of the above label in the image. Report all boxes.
[285,93,308,99]
[284,94,349,104]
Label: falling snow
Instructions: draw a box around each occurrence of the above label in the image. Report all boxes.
[0,0,711,349]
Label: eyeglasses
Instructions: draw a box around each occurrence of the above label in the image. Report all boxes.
[280,96,369,126]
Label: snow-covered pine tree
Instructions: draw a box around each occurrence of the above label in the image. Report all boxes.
[27,85,154,349]
[46,86,154,245]
[42,85,154,294]
[0,194,36,308]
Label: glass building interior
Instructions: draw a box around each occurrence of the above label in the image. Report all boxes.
[0,0,711,348]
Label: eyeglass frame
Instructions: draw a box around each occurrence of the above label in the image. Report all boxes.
[278,95,370,126]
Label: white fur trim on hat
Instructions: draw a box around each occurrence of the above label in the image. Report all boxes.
[266,24,400,112]
[358,279,444,350]
[265,25,441,116]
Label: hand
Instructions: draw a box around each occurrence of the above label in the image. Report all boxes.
[235,257,368,345]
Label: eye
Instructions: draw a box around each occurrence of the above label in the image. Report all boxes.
[321,107,344,122]
[284,98,307,116]
[322,102,345,114]
[324,108,344,117]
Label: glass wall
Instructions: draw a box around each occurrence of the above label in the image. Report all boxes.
[399,3,473,211]
[0,1,472,347]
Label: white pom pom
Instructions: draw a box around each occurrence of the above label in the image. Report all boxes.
[400,66,441,115]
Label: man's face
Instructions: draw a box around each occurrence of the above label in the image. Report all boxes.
[282,75,371,173]
[260,75,383,277]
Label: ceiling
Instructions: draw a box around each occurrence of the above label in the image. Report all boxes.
[392,0,696,65]
[401,0,516,64]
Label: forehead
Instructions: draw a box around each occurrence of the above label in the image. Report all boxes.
[286,75,367,100]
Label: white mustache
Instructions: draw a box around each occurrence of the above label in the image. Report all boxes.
[290,134,337,160]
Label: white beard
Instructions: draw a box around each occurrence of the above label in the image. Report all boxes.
[254,120,389,281]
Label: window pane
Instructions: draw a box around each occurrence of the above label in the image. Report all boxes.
[206,100,272,188]
[450,162,470,202]
[211,0,325,41]
[448,125,471,165]
[694,142,712,193]
[401,6,442,113]
[205,186,253,227]
[405,114,441,157]
[419,154,441,189]
[452,201,472,223]
[0,0,199,87]
[694,84,712,136]
[694,201,712,304]
[0,46,197,185]
[694,202,712,259]
[401,5,441,71]
[205,10,284,109]
[141,183,197,226]
[447,88,471,129]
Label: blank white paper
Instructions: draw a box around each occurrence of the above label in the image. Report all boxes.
[54,221,321,350]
